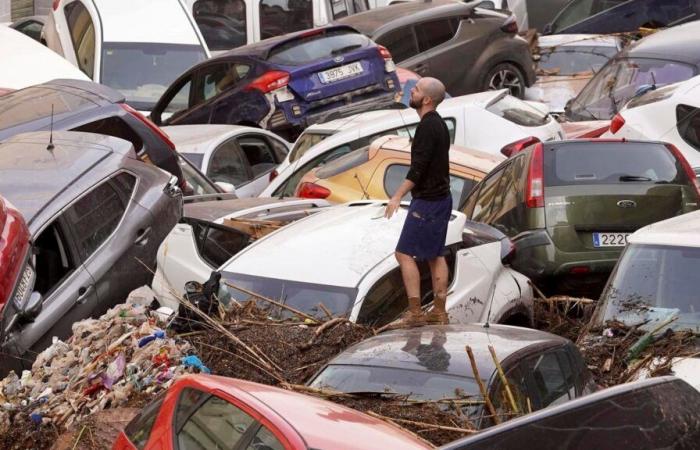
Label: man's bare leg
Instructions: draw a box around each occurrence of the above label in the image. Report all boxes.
[395,251,425,326]
[426,256,449,324]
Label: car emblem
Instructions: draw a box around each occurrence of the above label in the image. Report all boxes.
[333,56,344,63]
[617,200,637,208]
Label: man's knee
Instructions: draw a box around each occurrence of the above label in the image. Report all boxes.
[395,251,412,264]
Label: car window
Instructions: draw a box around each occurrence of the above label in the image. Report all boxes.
[489,365,530,424]
[124,392,166,450]
[195,62,250,106]
[245,425,284,450]
[356,268,407,326]
[274,144,353,197]
[521,349,575,408]
[260,0,313,40]
[676,104,700,154]
[161,77,193,118]
[193,0,248,51]
[64,0,96,78]
[16,20,43,41]
[177,393,256,450]
[179,155,220,197]
[383,164,477,206]
[487,95,549,127]
[63,173,135,261]
[191,220,251,267]
[237,136,278,177]
[367,118,456,144]
[174,388,209,431]
[208,140,252,186]
[32,221,76,297]
[290,131,333,162]
[315,146,370,179]
[415,19,456,53]
[471,165,507,222]
[460,183,481,218]
[377,27,419,63]
[267,28,369,65]
[0,87,92,130]
[537,45,618,76]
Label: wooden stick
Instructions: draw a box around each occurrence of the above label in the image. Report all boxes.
[488,345,520,414]
[466,346,500,424]
[366,411,476,434]
[224,281,319,323]
[318,302,333,320]
[528,280,549,301]
[534,297,595,304]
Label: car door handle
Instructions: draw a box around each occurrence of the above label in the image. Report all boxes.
[134,227,152,246]
[76,285,94,305]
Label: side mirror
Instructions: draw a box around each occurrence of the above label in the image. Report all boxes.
[18,292,43,321]
[215,181,237,194]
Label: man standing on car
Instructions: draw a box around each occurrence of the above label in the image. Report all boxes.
[385,77,451,326]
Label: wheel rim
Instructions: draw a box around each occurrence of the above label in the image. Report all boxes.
[488,69,523,97]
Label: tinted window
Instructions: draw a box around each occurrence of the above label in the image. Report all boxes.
[15,20,43,41]
[521,350,574,408]
[315,146,369,179]
[260,0,313,39]
[383,164,476,206]
[101,43,207,111]
[194,0,247,51]
[544,143,682,186]
[179,155,220,196]
[177,394,256,450]
[268,29,369,65]
[377,28,419,63]
[194,62,250,106]
[676,104,700,154]
[65,1,95,78]
[487,95,549,127]
[64,174,135,260]
[0,87,91,130]
[537,45,618,75]
[238,136,278,177]
[415,19,456,52]
[33,221,75,296]
[162,77,193,117]
[208,141,251,186]
[246,426,284,450]
[124,392,166,450]
[195,222,251,267]
[471,166,507,221]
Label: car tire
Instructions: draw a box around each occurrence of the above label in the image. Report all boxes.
[482,62,526,99]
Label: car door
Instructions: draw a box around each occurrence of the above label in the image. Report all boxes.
[374,26,421,72]
[412,18,463,93]
[235,134,286,196]
[206,137,255,195]
[61,0,98,80]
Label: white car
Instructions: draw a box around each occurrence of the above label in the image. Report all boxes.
[603,75,700,174]
[156,201,534,327]
[165,124,291,198]
[0,27,89,93]
[525,34,622,115]
[44,0,210,112]
[152,197,332,310]
[592,209,700,391]
[261,90,564,198]
[183,0,369,54]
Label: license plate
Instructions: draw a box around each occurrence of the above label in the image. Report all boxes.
[13,264,35,305]
[318,62,363,84]
[592,232,629,247]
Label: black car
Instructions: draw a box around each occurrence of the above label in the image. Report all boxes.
[337,0,536,98]
[0,131,182,375]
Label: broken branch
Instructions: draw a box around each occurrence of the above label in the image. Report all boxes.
[466,345,500,424]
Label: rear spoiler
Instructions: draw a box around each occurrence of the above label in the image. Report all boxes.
[265,25,364,60]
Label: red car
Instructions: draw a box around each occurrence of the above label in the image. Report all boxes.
[0,196,31,321]
[113,375,430,450]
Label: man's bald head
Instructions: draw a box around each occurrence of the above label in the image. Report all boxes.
[418,77,446,107]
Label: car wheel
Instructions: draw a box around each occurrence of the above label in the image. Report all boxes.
[483,63,526,99]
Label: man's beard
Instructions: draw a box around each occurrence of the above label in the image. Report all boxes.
[409,96,420,109]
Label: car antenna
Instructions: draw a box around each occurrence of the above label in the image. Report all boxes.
[397,108,414,142]
[353,172,370,199]
[483,283,497,329]
[47,104,55,151]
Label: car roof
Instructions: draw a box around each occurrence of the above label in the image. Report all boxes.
[183,375,429,449]
[628,209,700,248]
[163,124,265,154]
[0,131,134,230]
[92,0,201,44]
[183,197,329,223]
[625,21,700,64]
[324,324,567,381]
[375,136,502,174]
[0,28,90,90]
[222,202,467,287]
[337,0,473,36]
[537,34,621,48]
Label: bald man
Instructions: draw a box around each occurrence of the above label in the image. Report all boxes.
[385,77,451,326]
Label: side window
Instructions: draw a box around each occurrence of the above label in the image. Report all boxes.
[260,0,313,39]
[471,166,506,223]
[176,390,257,450]
[522,349,576,408]
[124,392,166,450]
[676,104,700,152]
[487,163,515,223]
[64,1,96,78]
[489,365,530,424]
[376,27,419,63]
[193,221,251,268]
[383,164,475,205]
[208,140,251,186]
[330,0,350,19]
[237,136,278,177]
[63,173,136,261]
[460,183,481,217]
[33,221,76,296]
[193,0,248,51]
[415,19,456,53]
[356,269,407,327]
[268,138,289,162]
[194,63,250,106]
[162,77,193,119]
[273,145,353,197]
[246,425,284,450]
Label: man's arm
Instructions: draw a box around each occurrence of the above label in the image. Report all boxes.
[385,178,415,219]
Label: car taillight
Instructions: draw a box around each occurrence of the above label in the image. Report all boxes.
[501,15,518,33]
[377,45,396,73]
[501,136,541,157]
[377,45,392,60]
[119,104,176,151]
[245,71,290,94]
[0,203,31,317]
[52,0,60,10]
[665,143,700,198]
[609,114,626,134]
[526,143,544,208]
[269,169,278,182]
[297,182,330,199]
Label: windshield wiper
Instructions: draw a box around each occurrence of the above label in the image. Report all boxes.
[331,44,362,56]
[620,175,652,182]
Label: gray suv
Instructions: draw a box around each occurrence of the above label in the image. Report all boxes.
[0,131,182,375]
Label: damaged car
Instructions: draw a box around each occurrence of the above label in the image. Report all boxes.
[0,131,182,375]
[150,25,401,141]
[212,202,533,327]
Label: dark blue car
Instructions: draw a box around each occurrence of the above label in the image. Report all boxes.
[150,25,401,140]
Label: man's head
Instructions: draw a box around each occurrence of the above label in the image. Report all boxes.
[409,77,446,112]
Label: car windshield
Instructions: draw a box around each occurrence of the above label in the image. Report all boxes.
[101,43,207,111]
[310,364,481,403]
[545,142,683,187]
[487,93,550,127]
[597,244,700,333]
[537,45,618,76]
[567,57,696,120]
[0,87,93,131]
[267,29,370,65]
[221,272,357,319]
[290,131,333,162]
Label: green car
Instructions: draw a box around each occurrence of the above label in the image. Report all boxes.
[460,138,700,296]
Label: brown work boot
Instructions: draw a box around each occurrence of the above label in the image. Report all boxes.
[425,293,449,325]
[400,296,426,328]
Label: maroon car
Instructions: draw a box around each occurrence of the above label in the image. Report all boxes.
[0,196,32,324]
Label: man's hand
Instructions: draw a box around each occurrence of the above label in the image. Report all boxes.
[385,195,401,219]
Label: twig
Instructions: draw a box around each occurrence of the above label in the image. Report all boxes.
[224,281,319,323]
[488,345,520,414]
[366,411,476,434]
[466,346,500,424]
[534,297,595,304]
[528,280,549,301]
[300,318,350,350]
[318,302,333,320]
[72,425,87,450]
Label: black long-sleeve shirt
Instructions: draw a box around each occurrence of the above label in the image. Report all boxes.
[406,110,450,200]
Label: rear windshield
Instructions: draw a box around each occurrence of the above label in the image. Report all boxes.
[0,87,94,131]
[487,94,550,127]
[290,131,333,162]
[544,142,683,187]
[315,146,369,178]
[537,45,618,75]
[267,29,370,66]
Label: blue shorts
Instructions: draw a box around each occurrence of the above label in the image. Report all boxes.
[396,195,452,260]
